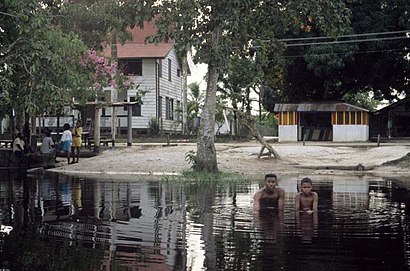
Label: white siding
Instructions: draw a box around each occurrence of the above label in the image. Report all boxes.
[333,125,369,142]
[158,48,183,132]
[278,125,298,142]
[103,48,183,133]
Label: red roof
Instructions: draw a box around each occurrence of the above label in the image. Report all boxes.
[102,21,173,59]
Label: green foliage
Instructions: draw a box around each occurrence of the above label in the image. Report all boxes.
[185,150,197,168]
[57,0,155,49]
[181,171,246,183]
[263,0,409,102]
[342,91,381,112]
[187,82,204,117]
[0,0,90,116]
[148,117,159,135]
[0,0,147,121]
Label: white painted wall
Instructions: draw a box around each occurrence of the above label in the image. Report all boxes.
[104,47,183,133]
[278,125,298,142]
[333,125,369,142]
[157,48,183,132]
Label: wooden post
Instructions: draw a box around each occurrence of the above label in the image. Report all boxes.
[94,107,101,154]
[377,134,380,147]
[127,104,132,146]
[303,132,306,146]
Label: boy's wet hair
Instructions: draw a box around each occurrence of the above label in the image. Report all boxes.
[265,173,277,181]
[300,177,313,185]
[63,123,70,130]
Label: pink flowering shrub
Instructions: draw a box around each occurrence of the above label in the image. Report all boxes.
[80,49,133,95]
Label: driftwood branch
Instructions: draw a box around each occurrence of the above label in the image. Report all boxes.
[243,119,281,159]
[232,108,281,159]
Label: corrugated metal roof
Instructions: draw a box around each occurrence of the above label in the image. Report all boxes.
[274,102,368,112]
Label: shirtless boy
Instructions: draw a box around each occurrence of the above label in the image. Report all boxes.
[253,174,285,212]
[295,177,318,214]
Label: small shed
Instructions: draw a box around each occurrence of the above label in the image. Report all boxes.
[370,97,410,139]
[274,102,369,142]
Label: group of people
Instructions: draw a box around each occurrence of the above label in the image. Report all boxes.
[59,119,83,164]
[12,119,83,165]
[253,174,318,214]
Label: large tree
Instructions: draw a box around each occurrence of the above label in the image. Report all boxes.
[263,0,409,103]
[1,0,89,120]
[147,0,352,171]
[0,0,137,134]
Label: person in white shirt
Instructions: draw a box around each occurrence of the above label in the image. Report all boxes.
[40,130,55,155]
[12,133,25,158]
[61,123,72,164]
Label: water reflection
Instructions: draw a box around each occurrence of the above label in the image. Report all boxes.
[0,172,409,270]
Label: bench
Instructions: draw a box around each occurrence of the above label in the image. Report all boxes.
[87,137,115,149]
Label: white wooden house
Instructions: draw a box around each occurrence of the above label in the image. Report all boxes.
[101,22,184,135]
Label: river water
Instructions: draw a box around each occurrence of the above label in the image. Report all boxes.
[0,171,409,271]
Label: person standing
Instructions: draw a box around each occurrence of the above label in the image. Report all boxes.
[71,119,82,163]
[12,132,25,158]
[253,173,285,212]
[61,123,72,164]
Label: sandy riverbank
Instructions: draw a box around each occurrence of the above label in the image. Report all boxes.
[48,140,410,180]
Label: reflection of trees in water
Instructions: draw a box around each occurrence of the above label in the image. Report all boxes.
[1,227,105,270]
[0,173,106,270]
[186,181,217,269]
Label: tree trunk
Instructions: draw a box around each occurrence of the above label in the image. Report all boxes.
[195,26,221,172]
[232,102,238,137]
[110,32,118,141]
[181,51,188,134]
[196,64,218,171]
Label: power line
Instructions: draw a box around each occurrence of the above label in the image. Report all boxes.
[285,36,409,47]
[279,29,410,42]
[278,47,407,59]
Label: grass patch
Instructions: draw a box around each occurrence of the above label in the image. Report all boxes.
[180,170,247,182]
[159,170,258,184]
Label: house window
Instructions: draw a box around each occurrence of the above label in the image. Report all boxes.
[177,69,181,77]
[158,59,162,78]
[118,58,142,76]
[168,59,172,81]
[158,96,162,118]
[166,97,174,120]
[130,97,141,116]
[176,100,181,121]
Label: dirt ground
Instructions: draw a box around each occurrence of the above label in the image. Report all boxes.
[49,140,410,180]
